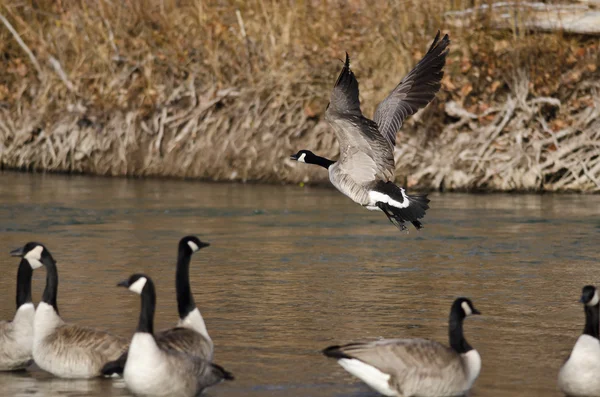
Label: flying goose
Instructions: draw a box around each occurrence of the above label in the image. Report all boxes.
[558,285,600,397]
[102,235,214,376]
[118,273,233,397]
[290,31,450,231]
[10,242,128,379]
[323,297,481,397]
[0,258,35,371]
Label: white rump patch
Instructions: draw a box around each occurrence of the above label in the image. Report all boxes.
[588,290,599,306]
[129,277,148,295]
[187,241,199,252]
[461,301,473,316]
[25,245,44,269]
[297,153,306,163]
[369,190,409,209]
[338,358,396,397]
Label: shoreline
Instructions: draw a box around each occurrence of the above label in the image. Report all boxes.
[1,168,594,195]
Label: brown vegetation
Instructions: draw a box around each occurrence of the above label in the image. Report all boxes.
[0,0,598,192]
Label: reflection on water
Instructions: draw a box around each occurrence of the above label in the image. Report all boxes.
[0,171,598,396]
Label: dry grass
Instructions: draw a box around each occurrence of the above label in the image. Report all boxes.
[0,0,598,191]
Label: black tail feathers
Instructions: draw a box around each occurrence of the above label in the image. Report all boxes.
[376,191,430,232]
[101,353,127,377]
[212,362,235,381]
[322,345,352,360]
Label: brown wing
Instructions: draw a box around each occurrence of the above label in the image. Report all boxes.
[162,350,232,394]
[48,324,128,363]
[373,31,450,147]
[336,338,465,380]
[325,54,395,183]
[156,327,213,361]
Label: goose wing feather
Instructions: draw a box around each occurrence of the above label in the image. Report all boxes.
[337,338,465,379]
[325,54,395,184]
[162,350,232,394]
[47,324,128,363]
[156,327,213,361]
[373,31,450,147]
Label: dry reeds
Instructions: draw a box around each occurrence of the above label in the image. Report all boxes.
[0,0,598,192]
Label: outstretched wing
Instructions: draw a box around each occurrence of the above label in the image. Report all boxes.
[328,52,362,116]
[373,31,450,147]
[325,54,395,182]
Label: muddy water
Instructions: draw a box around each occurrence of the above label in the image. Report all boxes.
[0,171,598,396]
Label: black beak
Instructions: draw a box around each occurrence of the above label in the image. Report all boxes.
[472,308,482,315]
[10,247,24,257]
[290,154,298,161]
[117,280,129,288]
[199,242,210,249]
[579,296,586,303]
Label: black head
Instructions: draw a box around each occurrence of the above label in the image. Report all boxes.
[179,236,210,255]
[10,242,53,270]
[118,273,151,295]
[452,297,481,318]
[290,150,316,163]
[581,285,599,306]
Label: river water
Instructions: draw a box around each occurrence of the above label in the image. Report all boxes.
[0,171,598,396]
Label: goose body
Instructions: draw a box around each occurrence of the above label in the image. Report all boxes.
[291,31,450,232]
[11,242,128,379]
[324,298,481,397]
[102,236,213,376]
[120,274,233,397]
[0,259,35,371]
[558,286,600,397]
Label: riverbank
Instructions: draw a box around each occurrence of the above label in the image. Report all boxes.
[0,1,599,192]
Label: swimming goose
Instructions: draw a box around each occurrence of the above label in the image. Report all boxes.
[119,273,233,397]
[10,242,128,379]
[323,297,481,397]
[291,31,449,231]
[0,258,35,371]
[558,285,600,397]
[102,235,213,376]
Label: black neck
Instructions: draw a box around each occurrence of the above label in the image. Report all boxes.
[42,256,59,314]
[176,246,196,320]
[137,279,156,334]
[310,155,335,169]
[583,303,600,339]
[449,310,472,354]
[16,259,33,310]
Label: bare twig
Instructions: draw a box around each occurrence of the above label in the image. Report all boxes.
[48,56,76,93]
[0,12,43,80]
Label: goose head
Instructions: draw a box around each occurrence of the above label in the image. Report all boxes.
[290,150,317,164]
[581,285,599,306]
[118,274,150,295]
[454,297,481,318]
[10,242,54,270]
[179,236,210,255]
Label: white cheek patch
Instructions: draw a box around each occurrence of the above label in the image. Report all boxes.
[129,277,148,295]
[187,241,199,252]
[589,290,599,306]
[297,153,306,163]
[462,301,473,316]
[25,246,44,269]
